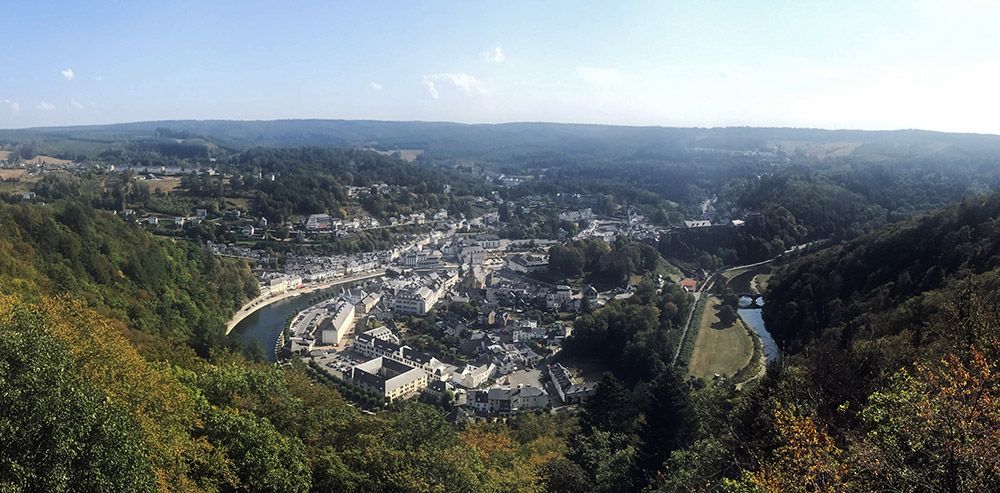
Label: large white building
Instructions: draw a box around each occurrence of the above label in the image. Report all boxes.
[507,254,549,273]
[352,332,447,376]
[320,301,355,346]
[350,357,427,401]
[394,286,439,316]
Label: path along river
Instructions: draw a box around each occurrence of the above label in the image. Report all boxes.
[231,279,369,362]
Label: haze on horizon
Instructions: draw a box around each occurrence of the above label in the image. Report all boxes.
[2,0,999,134]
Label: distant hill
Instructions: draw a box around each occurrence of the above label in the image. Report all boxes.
[3,119,1000,161]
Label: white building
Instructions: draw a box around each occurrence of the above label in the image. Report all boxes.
[320,301,356,346]
[351,357,427,401]
[267,275,303,295]
[507,254,549,273]
[460,245,487,266]
[394,286,439,316]
[454,363,495,389]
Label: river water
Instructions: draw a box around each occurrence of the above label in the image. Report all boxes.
[232,285,355,361]
[737,309,780,362]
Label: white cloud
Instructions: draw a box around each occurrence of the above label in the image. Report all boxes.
[1,99,19,112]
[37,100,56,111]
[422,73,488,99]
[576,66,627,87]
[370,81,383,91]
[70,98,85,110]
[481,46,505,63]
[61,68,74,80]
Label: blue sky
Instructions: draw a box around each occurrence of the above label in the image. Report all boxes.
[2,0,999,133]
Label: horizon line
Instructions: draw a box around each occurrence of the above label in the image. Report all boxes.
[2,117,1000,138]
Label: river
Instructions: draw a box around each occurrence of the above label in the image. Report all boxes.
[737,308,780,362]
[232,284,358,361]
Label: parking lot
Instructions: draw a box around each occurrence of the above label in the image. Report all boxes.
[311,350,365,378]
[496,368,542,388]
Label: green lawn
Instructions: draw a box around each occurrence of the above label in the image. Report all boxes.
[687,296,755,380]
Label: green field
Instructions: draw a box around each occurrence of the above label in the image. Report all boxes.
[687,296,755,380]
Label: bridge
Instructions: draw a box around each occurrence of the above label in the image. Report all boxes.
[736,293,765,307]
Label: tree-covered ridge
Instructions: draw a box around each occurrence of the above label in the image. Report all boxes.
[0,202,258,355]
[765,193,1000,352]
[225,147,484,222]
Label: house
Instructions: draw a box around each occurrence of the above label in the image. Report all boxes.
[363,326,399,344]
[684,220,712,228]
[482,384,550,416]
[352,332,446,376]
[445,406,473,424]
[305,213,333,231]
[241,225,255,236]
[517,385,550,410]
[267,275,302,295]
[474,234,501,250]
[356,292,382,315]
[546,285,574,310]
[454,363,495,389]
[547,363,575,402]
[679,278,698,292]
[459,331,490,356]
[564,382,598,404]
[423,379,452,402]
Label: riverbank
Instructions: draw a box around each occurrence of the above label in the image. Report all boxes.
[225,270,386,335]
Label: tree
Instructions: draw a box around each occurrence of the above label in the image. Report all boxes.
[0,303,155,492]
[569,429,637,493]
[637,369,697,481]
[582,373,635,434]
[541,457,594,493]
[719,304,739,326]
[853,348,1000,492]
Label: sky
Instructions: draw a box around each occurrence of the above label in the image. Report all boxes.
[2,0,1000,133]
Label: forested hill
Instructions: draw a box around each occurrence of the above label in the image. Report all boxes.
[710,195,1000,492]
[765,193,1000,355]
[0,201,258,356]
[5,119,1000,161]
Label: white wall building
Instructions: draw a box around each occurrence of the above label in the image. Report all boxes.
[320,301,356,346]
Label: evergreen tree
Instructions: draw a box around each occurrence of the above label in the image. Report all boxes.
[582,372,635,434]
[637,369,697,481]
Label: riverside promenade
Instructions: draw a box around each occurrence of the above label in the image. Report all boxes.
[225,270,386,335]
